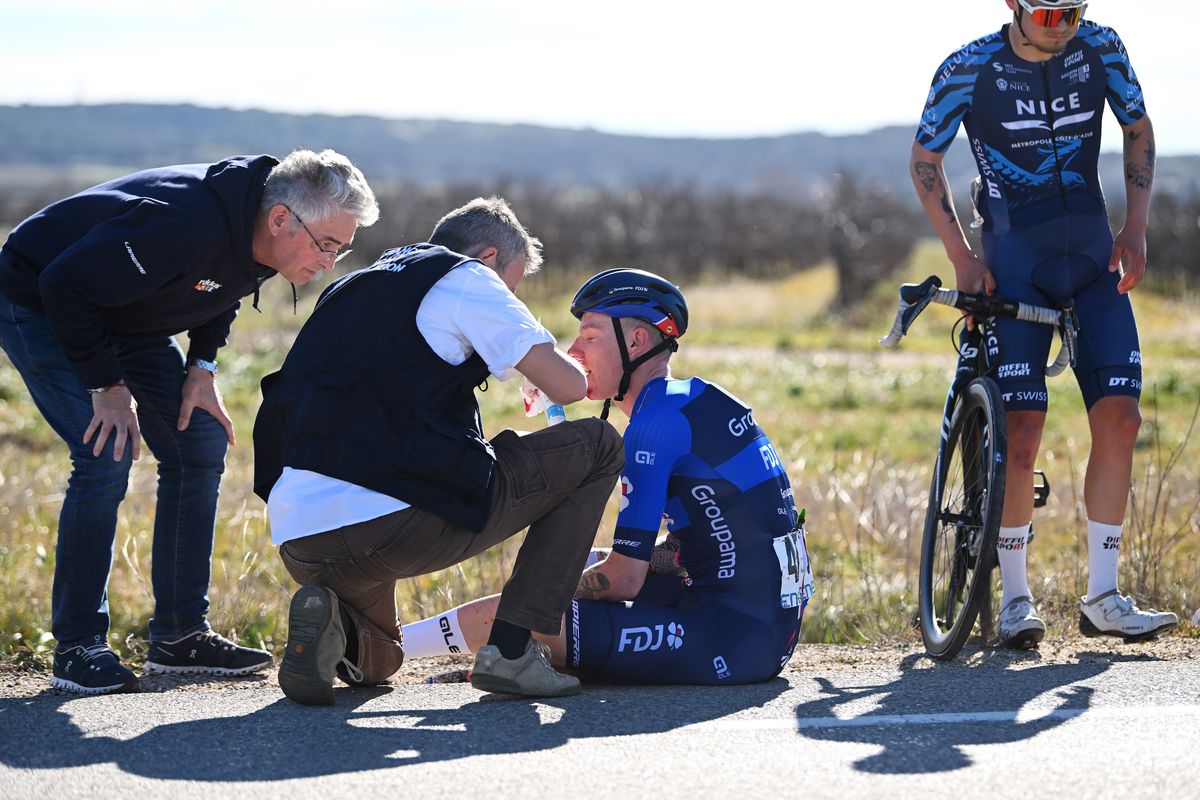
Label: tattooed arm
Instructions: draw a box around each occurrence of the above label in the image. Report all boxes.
[909,141,995,297]
[574,550,649,601]
[592,537,687,577]
[1112,115,1155,293]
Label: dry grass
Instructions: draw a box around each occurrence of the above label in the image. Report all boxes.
[1,242,1197,667]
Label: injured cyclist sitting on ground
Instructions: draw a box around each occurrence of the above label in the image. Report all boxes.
[403,268,815,686]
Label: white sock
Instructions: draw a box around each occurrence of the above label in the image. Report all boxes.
[401,607,470,658]
[997,524,1032,608]
[1086,520,1122,601]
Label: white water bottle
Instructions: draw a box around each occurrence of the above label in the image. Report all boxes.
[544,402,567,426]
[521,378,567,426]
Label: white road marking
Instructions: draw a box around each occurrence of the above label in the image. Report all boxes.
[685,704,1200,732]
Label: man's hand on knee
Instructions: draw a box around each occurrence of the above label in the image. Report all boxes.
[85,383,141,461]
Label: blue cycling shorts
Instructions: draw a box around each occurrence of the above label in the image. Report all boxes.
[565,574,803,686]
[983,213,1142,412]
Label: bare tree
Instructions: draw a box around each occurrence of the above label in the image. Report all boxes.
[822,173,920,310]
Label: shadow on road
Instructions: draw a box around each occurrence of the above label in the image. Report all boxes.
[0,677,788,779]
[790,649,1145,774]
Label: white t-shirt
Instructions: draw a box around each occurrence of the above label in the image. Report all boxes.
[267,260,555,545]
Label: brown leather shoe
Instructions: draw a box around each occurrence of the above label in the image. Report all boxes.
[471,639,580,697]
[279,585,345,706]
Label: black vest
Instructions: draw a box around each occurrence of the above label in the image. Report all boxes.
[253,244,496,532]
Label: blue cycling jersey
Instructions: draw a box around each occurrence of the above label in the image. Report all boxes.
[916,21,1146,235]
[612,376,800,603]
[565,376,813,686]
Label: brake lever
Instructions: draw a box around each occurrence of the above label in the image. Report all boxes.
[880,275,942,349]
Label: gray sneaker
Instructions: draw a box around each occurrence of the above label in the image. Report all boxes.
[1080,589,1179,643]
[471,639,580,698]
[278,585,345,706]
[998,595,1046,649]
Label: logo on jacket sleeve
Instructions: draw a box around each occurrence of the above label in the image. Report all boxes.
[124,242,147,275]
[193,279,222,293]
[759,442,781,470]
[618,476,633,511]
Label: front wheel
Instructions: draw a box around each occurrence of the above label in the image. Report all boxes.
[919,377,1007,660]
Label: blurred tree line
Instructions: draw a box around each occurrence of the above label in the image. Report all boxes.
[318,176,924,309]
[2,177,1197,304]
[1127,192,1200,294]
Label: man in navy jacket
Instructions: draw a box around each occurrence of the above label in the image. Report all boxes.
[0,149,378,694]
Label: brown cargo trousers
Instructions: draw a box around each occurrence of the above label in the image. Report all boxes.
[278,417,624,683]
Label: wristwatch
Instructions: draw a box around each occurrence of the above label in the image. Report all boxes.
[186,357,218,375]
[87,379,127,395]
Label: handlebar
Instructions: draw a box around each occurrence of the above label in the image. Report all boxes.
[880,275,1078,376]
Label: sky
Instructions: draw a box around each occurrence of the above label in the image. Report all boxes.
[2,0,1197,154]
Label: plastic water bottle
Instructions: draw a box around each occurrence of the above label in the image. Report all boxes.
[521,376,567,426]
[544,402,567,426]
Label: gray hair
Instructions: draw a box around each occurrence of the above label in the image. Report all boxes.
[260,149,379,227]
[428,196,544,275]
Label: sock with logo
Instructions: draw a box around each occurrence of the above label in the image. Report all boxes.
[1086,519,1122,601]
[997,524,1032,608]
[400,607,470,659]
[486,618,531,660]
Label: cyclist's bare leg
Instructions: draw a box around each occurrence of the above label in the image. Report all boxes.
[995,409,1048,643]
[454,594,501,653]
[1082,396,1141,600]
[1084,396,1141,524]
[1000,409,1042,598]
[403,594,568,665]
[1001,410,1046,527]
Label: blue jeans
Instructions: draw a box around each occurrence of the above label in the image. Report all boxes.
[0,293,228,645]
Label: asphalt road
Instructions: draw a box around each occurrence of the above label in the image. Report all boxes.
[3,651,1198,799]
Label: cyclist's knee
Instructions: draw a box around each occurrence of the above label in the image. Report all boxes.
[1088,396,1141,445]
[1005,411,1045,471]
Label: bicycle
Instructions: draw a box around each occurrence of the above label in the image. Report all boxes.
[880,275,1079,660]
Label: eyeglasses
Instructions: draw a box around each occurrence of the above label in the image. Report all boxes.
[283,204,352,263]
[1017,0,1086,28]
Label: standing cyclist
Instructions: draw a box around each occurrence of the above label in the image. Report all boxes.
[398,269,813,686]
[909,0,1177,647]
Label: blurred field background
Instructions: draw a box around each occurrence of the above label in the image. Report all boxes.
[2,238,1196,669]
